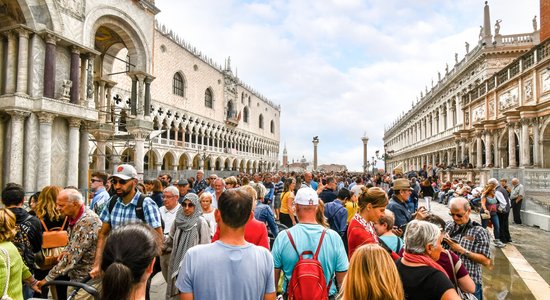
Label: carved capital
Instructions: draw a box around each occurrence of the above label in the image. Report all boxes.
[68,118,81,128]
[71,46,80,55]
[6,109,30,122]
[520,117,530,126]
[44,33,58,45]
[15,27,31,39]
[37,112,56,123]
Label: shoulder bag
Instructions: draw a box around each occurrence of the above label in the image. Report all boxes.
[1,247,13,300]
[446,250,478,300]
[36,217,69,270]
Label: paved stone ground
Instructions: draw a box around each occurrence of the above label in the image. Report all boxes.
[425,200,550,300]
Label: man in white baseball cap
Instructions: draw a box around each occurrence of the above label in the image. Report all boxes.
[272,187,349,299]
[90,164,162,278]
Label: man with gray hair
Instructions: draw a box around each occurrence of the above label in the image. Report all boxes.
[510,178,525,224]
[160,186,181,236]
[37,188,102,299]
[444,197,491,300]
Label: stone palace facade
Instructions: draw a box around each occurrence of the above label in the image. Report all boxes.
[0,0,281,193]
[383,2,550,230]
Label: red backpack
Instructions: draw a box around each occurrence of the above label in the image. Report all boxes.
[286,229,330,300]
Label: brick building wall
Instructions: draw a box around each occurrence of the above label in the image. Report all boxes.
[541,0,550,41]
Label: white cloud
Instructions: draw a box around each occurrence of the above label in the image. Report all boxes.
[155,0,539,171]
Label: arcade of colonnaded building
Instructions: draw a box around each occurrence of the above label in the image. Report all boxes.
[0,0,281,194]
[383,1,550,230]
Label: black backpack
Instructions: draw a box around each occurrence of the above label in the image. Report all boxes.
[12,215,36,270]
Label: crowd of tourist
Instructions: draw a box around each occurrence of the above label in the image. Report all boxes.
[0,165,526,300]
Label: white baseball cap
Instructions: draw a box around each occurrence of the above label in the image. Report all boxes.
[110,164,138,180]
[294,187,319,206]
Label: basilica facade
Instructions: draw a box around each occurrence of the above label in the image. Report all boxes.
[0,0,281,193]
[383,2,550,230]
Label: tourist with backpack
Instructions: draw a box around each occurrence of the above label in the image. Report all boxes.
[90,164,162,279]
[272,187,349,300]
[1,183,42,299]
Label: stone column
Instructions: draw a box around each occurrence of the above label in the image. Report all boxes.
[144,76,152,116]
[533,118,540,166]
[80,55,89,105]
[361,135,368,173]
[7,110,29,185]
[98,80,106,123]
[78,123,89,190]
[485,130,492,167]
[455,141,460,165]
[43,34,57,98]
[95,139,106,172]
[15,28,30,95]
[508,123,517,168]
[135,73,146,117]
[493,131,500,167]
[66,119,81,187]
[134,133,146,180]
[23,114,39,193]
[0,115,7,188]
[4,31,17,94]
[520,118,531,167]
[37,112,56,189]
[130,75,137,115]
[70,47,80,104]
[447,150,452,166]
[313,137,319,171]
[476,133,483,168]
[460,140,466,164]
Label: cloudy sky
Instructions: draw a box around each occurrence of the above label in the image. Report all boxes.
[155,0,539,171]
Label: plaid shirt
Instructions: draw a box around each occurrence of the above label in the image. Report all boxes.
[445,220,491,284]
[100,191,162,230]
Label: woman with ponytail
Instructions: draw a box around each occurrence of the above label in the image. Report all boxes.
[100,224,161,300]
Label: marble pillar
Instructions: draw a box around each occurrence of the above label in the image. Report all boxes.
[362,136,369,173]
[78,124,89,190]
[476,134,483,168]
[37,112,55,189]
[455,142,460,165]
[493,131,500,167]
[144,77,152,116]
[80,55,88,106]
[485,131,492,167]
[460,140,466,164]
[23,114,38,193]
[5,31,17,94]
[130,76,137,115]
[43,34,57,98]
[70,47,80,104]
[67,119,81,187]
[447,150,452,166]
[95,139,106,172]
[533,119,540,166]
[508,123,517,168]
[98,81,106,123]
[135,137,145,179]
[7,110,29,185]
[520,118,531,167]
[0,33,4,94]
[15,28,30,95]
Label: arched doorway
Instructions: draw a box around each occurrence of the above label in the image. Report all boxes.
[163,152,174,170]
[144,150,157,171]
[179,154,189,170]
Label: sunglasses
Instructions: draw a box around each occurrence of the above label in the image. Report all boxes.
[111,178,129,185]
[90,179,101,183]
[448,212,464,218]
[183,203,195,208]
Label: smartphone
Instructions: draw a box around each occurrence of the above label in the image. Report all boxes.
[444,237,459,244]
[399,224,407,231]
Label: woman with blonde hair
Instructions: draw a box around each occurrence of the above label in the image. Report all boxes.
[480,181,504,247]
[340,244,404,300]
[224,176,239,189]
[0,208,41,299]
[347,187,388,258]
[34,185,69,297]
[279,178,297,228]
[316,200,329,228]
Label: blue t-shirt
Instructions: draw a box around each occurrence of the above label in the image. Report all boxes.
[176,241,275,300]
[272,224,349,296]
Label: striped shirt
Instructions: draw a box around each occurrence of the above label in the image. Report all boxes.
[99,191,162,230]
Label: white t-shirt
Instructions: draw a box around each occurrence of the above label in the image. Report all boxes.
[201,209,217,237]
[159,204,181,235]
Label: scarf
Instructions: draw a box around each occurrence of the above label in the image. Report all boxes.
[403,252,449,278]
[167,193,203,298]
[353,213,379,243]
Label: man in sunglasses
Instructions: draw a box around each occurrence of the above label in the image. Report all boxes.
[90,164,163,279]
[444,197,491,300]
